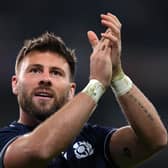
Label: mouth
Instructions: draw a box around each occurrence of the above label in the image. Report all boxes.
[34,90,54,100]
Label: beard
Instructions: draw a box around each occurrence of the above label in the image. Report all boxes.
[17,84,69,121]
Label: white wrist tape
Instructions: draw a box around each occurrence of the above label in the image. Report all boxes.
[82,79,105,103]
[111,75,133,96]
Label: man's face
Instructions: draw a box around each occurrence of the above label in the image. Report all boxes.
[12,51,76,121]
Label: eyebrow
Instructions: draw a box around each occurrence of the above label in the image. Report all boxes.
[27,64,64,72]
[28,64,43,68]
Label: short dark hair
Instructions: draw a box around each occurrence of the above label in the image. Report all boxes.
[15,32,77,81]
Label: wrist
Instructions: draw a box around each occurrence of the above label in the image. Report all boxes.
[82,79,105,103]
[111,74,133,96]
[112,66,125,81]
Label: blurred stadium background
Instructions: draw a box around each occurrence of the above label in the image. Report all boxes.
[0,0,168,167]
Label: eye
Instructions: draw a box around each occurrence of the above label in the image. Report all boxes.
[51,70,62,76]
[30,68,42,74]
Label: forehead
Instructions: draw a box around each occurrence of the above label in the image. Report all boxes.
[21,51,69,69]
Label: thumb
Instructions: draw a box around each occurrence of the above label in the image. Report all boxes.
[87,31,99,49]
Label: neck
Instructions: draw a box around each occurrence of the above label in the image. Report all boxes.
[18,110,41,127]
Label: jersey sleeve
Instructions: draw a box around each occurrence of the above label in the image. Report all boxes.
[0,124,24,168]
[0,136,18,168]
[85,123,118,166]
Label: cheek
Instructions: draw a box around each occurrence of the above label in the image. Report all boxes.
[22,75,39,87]
[17,80,34,96]
[54,83,70,97]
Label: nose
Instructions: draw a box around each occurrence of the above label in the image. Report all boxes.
[38,72,52,87]
[39,79,52,87]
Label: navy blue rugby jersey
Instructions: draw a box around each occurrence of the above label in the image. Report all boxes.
[0,121,118,168]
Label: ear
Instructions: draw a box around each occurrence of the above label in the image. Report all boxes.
[68,82,76,100]
[11,75,18,95]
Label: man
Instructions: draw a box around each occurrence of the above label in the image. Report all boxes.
[0,13,167,168]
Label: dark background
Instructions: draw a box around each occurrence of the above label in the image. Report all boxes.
[0,0,168,167]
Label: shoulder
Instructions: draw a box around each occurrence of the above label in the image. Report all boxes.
[82,123,116,138]
[0,121,32,151]
[0,122,33,167]
[79,123,117,148]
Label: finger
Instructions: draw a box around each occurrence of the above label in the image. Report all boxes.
[100,15,121,39]
[100,28,111,42]
[101,33,118,46]
[99,33,111,50]
[101,32,118,41]
[101,20,120,38]
[87,31,99,49]
[107,12,122,27]
[101,14,121,29]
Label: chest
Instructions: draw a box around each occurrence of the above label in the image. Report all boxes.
[47,135,110,168]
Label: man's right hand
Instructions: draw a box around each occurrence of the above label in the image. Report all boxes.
[88,32,112,88]
[87,13,123,86]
